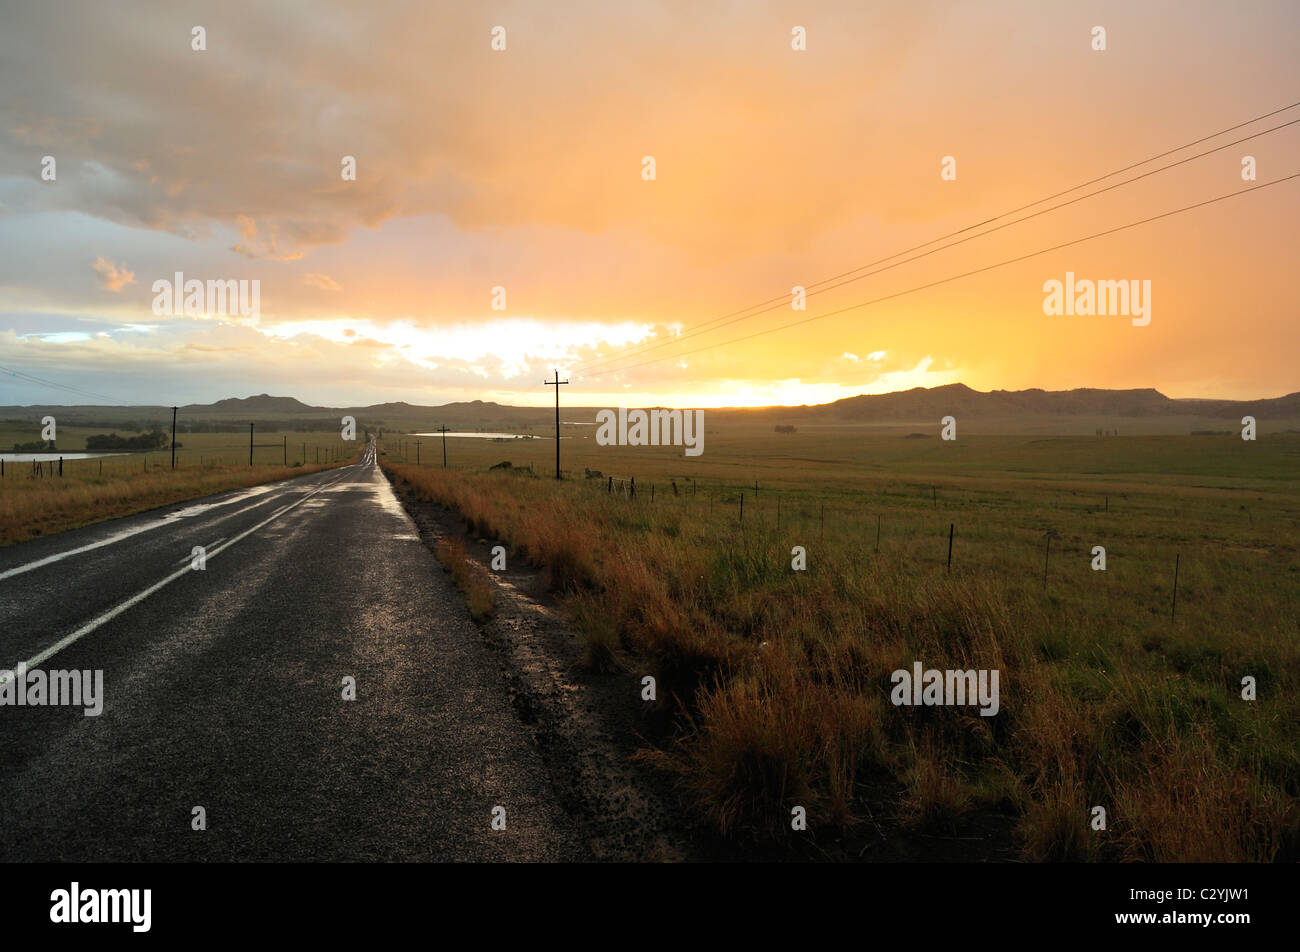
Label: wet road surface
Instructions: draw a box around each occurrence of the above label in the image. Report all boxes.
[0,445,587,861]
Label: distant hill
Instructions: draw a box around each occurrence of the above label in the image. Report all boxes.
[798,384,1300,421]
[186,394,316,415]
[3,385,1298,432]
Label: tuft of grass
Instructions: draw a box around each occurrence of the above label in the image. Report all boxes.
[565,591,624,672]
[434,535,495,622]
[901,738,973,835]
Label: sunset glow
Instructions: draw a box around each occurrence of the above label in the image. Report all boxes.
[2,1,1296,407]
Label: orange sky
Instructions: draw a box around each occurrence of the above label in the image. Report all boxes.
[1,0,1297,407]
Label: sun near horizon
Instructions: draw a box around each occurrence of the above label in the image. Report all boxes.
[2,1,1297,409]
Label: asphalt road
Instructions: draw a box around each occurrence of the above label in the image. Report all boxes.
[0,444,587,861]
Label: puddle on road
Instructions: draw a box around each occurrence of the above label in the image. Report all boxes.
[347,468,424,541]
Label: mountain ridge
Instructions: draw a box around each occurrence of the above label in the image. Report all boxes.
[5,385,1298,422]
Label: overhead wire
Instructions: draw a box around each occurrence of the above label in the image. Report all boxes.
[597,172,1300,374]
[573,99,1300,375]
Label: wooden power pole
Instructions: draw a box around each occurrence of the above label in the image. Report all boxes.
[544,370,569,480]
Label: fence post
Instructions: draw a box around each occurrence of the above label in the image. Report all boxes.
[1171,553,1181,621]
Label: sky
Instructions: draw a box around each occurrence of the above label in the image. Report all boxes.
[1,0,1297,409]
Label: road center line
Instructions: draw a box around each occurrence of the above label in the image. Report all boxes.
[0,468,345,583]
[0,467,355,682]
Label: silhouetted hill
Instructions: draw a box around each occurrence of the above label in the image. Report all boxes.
[810,385,1178,420]
[187,394,316,414]
[4,386,1298,432]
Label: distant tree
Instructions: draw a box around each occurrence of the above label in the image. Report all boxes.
[85,430,169,451]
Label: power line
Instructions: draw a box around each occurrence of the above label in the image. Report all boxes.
[0,365,124,403]
[600,171,1300,375]
[2,371,121,404]
[575,97,1300,375]
[580,117,1300,375]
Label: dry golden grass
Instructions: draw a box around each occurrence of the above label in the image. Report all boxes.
[382,457,1299,861]
[0,458,350,546]
[434,535,495,622]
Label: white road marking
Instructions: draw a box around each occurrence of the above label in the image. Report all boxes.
[175,539,226,565]
[0,468,355,683]
[0,470,345,583]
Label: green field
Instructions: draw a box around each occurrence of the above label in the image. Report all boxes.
[0,427,360,545]
[1,426,361,472]
[381,422,1300,860]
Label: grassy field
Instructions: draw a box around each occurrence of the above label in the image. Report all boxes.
[0,430,360,546]
[1,425,360,467]
[381,423,1299,861]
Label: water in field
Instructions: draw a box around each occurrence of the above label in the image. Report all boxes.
[411,432,539,440]
[0,452,127,462]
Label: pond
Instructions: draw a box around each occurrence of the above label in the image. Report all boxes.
[410,432,540,440]
[0,452,128,462]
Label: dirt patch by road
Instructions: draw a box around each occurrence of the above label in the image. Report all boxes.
[389,475,723,861]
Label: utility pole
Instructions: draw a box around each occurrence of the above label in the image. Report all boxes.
[436,426,449,468]
[416,440,420,465]
[170,406,177,470]
[1171,553,1181,621]
[249,423,254,466]
[544,369,569,480]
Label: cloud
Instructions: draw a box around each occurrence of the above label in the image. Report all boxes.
[1,1,1297,406]
[302,272,342,292]
[231,216,304,261]
[92,255,134,291]
[0,0,959,263]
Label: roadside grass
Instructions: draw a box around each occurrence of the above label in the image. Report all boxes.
[380,434,1299,861]
[0,456,355,546]
[433,535,495,622]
